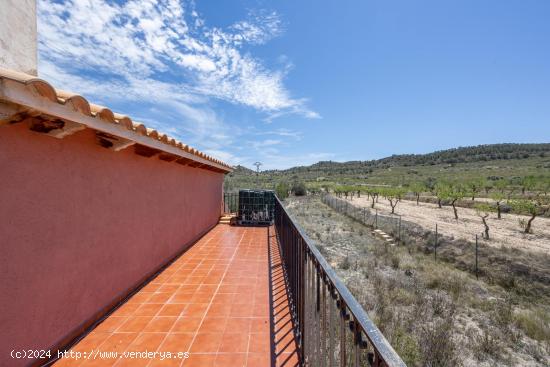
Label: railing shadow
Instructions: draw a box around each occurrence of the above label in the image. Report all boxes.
[268,227,301,367]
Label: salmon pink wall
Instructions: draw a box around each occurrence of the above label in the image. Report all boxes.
[0,124,224,366]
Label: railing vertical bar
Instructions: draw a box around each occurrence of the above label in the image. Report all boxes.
[291,225,294,296]
[315,268,321,366]
[306,252,313,363]
[294,227,298,308]
[299,238,306,362]
[329,287,335,367]
[340,300,346,367]
[354,316,360,367]
[309,253,315,364]
[321,277,327,367]
[294,227,299,350]
[303,247,307,362]
[310,260,315,366]
[305,251,310,363]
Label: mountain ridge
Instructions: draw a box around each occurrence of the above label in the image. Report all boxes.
[234,143,550,174]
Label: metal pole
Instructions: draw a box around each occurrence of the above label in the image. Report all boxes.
[395,216,398,237]
[434,223,438,261]
[398,215,402,243]
[475,234,479,279]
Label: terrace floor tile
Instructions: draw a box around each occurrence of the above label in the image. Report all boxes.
[54,225,300,366]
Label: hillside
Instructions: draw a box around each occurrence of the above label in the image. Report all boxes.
[224,143,550,190]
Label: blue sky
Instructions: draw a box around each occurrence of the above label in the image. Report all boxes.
[38,0,550,169]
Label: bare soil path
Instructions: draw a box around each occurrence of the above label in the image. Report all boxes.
[353,196,550,254]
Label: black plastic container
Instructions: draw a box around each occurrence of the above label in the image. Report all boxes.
[238,189,275,225]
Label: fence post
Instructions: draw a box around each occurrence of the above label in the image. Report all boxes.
[475,234,479,279]
[398,215,402,244]
[434,223,438,261]
[395,216,398,237]
[375,209,378,229]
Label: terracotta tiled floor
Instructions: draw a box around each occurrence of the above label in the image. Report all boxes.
[54,225,299,367]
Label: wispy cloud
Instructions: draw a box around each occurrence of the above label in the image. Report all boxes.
[259,152,335,171]
[257,128,303,140]
[37,0,319,167]
[251,139,282,150]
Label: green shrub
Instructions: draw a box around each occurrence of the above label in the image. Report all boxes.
[275,181,290,200]
[472,326,504,360]
[515,309,550,342]
[391,255,400,269]
[340,255,352,270]
[392,328,421,366]
[292,181,307,196]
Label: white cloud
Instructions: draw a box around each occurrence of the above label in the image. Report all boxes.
[178,54,216,72]
[37,0,319,168]
[230,10,282,45]
[37,0,317,116]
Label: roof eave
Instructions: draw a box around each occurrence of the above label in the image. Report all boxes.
[0,69,232,173]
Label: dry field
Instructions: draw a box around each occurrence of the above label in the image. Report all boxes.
[352,196,550,254]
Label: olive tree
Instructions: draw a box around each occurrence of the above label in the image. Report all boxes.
[383,187,405,214]
[495,179,515,200]
[342,185,353,200]
[347,186,356,200]
[434,182,449,209]
[536,178,550,196]
[450,184,466,220]
[440,183,466,220]
[520,176,537,195]
[475,203,494,239]
[467,178,486,201]
[409,182,426,205]
[490,191,506,219]
[510,196,550,233]
[367,187,379,208]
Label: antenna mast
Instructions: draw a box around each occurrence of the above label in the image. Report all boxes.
[253,162,262,174]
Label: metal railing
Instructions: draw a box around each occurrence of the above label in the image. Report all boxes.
[223,192,238,213]
[274,196,406,367]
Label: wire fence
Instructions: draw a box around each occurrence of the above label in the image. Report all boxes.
[322,195,407,242]
[321,194,513,281]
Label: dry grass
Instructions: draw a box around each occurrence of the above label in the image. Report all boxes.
[285,195,550,367]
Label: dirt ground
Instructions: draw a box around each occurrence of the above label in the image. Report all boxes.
[352,196,550,254]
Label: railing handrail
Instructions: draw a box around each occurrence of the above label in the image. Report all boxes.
[274,195,406,366]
